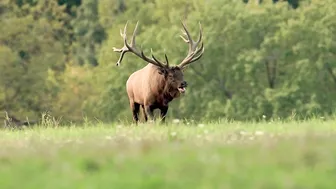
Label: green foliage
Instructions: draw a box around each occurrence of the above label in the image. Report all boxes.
[0,0,70,119]
[70,0,106,66]
[1,0,336,123]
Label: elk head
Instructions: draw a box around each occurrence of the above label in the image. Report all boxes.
[113,21,204,95]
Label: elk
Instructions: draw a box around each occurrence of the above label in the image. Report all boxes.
[3,113,38,129]
[113,21,204,124]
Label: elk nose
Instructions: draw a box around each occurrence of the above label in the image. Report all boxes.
[181,81,188,87]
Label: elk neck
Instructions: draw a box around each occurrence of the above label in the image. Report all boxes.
[150,66,180,106]
[161,77,180,105]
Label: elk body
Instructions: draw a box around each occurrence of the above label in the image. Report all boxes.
[3,114,37,129]
[113,21,204,124]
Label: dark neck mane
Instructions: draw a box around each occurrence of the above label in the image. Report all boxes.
[162,84,179,105]
[155,67,180,106]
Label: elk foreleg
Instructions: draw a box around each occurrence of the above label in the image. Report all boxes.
[130,102,140,124]
[159,106,168,123]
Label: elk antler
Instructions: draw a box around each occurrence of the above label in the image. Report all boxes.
[177,21,204,69]
[113,21,169,69]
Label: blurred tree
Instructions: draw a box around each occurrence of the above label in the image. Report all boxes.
[0,0,71,119]
[244,0,300,8]
[58,0,81,15]
[70,0,106,66]
[1,0,336,123]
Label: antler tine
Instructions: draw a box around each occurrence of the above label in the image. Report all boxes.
[179,28,189,42]
[123,21,128,36]
[150,49,167,68]
[189,42,204,63]
[113,21,169,69]
[181,42,204,63]
[196,22,203,43]
[179,35,189,43]
[181,22,193,54]
[177,21,205,69]
[119,20,128,37]
[113,21,131,66]
[130,21,139,46]
[164,54,169,67]
[139,50,167,68]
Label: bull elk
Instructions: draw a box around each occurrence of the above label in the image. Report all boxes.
[113,21,204,124]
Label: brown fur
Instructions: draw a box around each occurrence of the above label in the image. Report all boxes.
[3,113,38,129]
[113,21,204,124]
[126,64,186,122]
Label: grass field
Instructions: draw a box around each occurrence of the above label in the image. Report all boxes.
[1,118,336,189]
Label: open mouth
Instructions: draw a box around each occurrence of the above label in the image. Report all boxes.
[178,87,186,93]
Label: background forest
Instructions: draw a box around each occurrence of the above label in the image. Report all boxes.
[0,0,335,124]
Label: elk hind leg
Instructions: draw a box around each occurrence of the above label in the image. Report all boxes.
[141,105,148,122]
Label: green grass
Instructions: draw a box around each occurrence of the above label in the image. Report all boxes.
[1,118,336,189]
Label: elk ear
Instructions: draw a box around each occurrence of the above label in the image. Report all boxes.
[158,67,167,75]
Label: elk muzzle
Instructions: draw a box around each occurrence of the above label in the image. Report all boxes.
[178,81,188,93]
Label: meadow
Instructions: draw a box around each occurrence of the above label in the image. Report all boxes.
[1,1,336,188]
[1,118,336,189]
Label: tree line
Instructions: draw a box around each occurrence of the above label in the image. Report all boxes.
[0,0,335,124]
